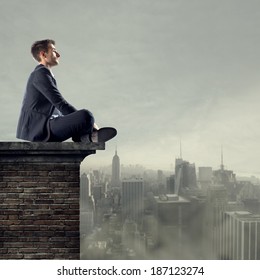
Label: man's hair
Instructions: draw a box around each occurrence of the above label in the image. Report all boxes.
[31,39,55,62]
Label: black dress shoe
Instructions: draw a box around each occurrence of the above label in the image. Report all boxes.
[91,127,117,142]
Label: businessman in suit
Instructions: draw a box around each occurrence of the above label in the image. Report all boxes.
[16,39,116,143]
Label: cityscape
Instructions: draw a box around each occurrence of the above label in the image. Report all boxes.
[80,148,260,260]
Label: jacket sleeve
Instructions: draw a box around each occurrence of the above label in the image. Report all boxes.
[33,67,77,115]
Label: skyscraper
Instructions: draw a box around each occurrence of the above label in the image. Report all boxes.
[122,178,144,226]
[166,175,175,194]
[80,173,94,237]
[175,158,197,195]
[153,194,193,259]
[111,148,121,188]
[80,173,90,211]
[220,211,260,260]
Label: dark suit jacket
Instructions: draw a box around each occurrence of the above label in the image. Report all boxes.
[16,64,76,141]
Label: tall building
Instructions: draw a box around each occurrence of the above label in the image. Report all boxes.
[166,175,175,194]
[80,173,90,211]
[153,194,193,259]
[204,185,244,259]
[122,178,144,226]
[219,211,260,260]
[80,173,94,237]
[204,185,228,259]
[80,209,94,237]
[111,149,121,188]
[175,158,197,195]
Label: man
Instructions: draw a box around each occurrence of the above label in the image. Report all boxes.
[16,39,116,143]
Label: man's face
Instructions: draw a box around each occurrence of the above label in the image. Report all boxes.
[43,44,60,67]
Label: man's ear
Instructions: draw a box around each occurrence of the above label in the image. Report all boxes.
[39,51,46,59]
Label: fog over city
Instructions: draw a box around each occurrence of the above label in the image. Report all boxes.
[79,148,260,260]
[0,0,260,177]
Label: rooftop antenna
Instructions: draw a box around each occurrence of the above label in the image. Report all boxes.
[220,145,224,170]
[180,138,182,159]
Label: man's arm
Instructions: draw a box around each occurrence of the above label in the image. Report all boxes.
[33,67,77,115]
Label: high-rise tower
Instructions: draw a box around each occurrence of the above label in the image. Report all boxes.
[111,148,121,188]
[122,178,144,226]
[175,158,197,195]
[80,173,90,210]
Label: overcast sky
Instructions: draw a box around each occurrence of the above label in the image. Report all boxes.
[1,0,260,176]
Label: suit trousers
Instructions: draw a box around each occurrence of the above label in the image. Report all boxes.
[48,109,94,142]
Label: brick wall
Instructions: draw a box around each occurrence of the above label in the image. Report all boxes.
[0,142,104,259]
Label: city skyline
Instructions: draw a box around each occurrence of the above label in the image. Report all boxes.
[80,144,260,260]
[82,147,260,183]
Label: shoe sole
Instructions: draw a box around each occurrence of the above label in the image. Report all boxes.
[97,127,117,142]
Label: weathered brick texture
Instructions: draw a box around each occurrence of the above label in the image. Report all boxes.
[0,142,104,259]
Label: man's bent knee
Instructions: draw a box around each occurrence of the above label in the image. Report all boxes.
[78,109,94,126]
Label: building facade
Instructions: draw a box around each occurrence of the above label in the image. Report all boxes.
[122,178,144,226]
[220,211,260,260]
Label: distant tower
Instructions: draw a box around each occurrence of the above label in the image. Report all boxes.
[111,148,121,188]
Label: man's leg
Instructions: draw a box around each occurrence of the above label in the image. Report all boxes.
[48,109,94,142]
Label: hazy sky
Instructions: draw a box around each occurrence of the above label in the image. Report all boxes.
[1,0,260,176]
